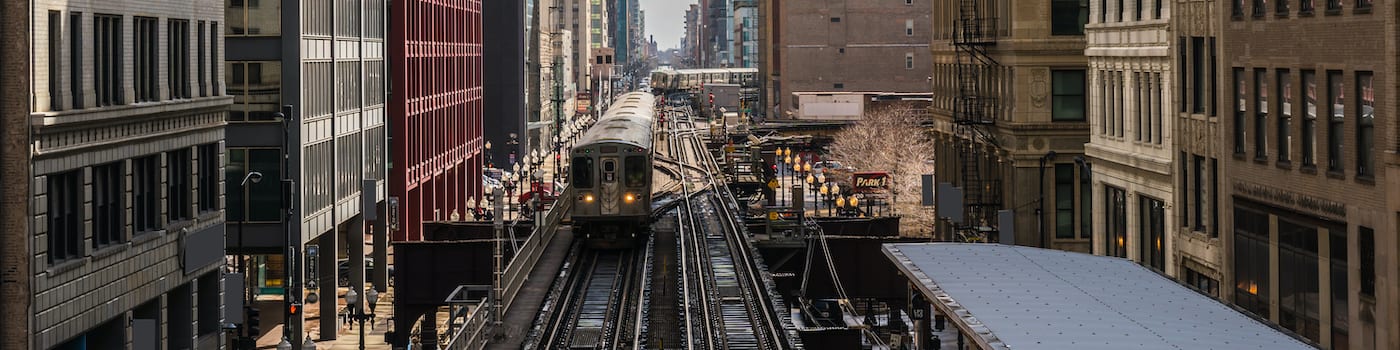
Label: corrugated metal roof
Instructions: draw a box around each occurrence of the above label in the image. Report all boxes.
[882,243,1318,350]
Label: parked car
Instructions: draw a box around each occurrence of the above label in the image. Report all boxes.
[338,257,394,287]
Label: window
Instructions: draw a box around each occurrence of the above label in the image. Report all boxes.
[1179,37,1188,113]
[47,171,82,265]
[1327,0,1342,11]
[1255,69,1269,160]
[1135,0,1143,20]
[133,155,161,233]
[572,157,594,188]
[1233,0,1245,16]
[1278,70,1292,163]
[1277,0,1289,15]
[70,12,83,109]
[1117,0,1125,21]
[830,17,841,22]
[1178,151,1188,225]
[1210,158,1219,236]
[198,21,206,97]
[1359,226,1375,297]
[1081,166,1091,242]
[1193,155,1205,231]
[1184,266,1220,296]
[1356,72,1374,177]
[48,11,61,110]
[905,20,913,36]
[95,14,122,106]
[1154,0,1162,18]
[1329,228,1349,350]
[905,53,914,70]
[226,61,282,121]
[1139,196,1165,271]
[1327,71,1343,172]
[1253,0,1266,16]
[1137,72,1146,142]
[226,148,284,222]
[1233,207,1271,319]
[168,148,192,221]
[210,22,218,96]
[1278,218,1320,342]
[1357,0,1372,9]
[1192,38,1206,114]
[1100,0,1108,23]
[625,156,646,188]
[227,0,281,36]
[1301,0,1315,13]
[169,19,191,99]
[1210,38,1218,117]
[833,83,844,89]
[1105,187,1128,258]
[1051,0,1089,35]
[92,163,124,251]
[134,17,157,102]
[1302,71,1318,166]
[198,144,219,213]
[1052,163,1086,240]
[1052,70,1086,121]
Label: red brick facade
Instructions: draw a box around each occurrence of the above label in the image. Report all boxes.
[389,0,484,241]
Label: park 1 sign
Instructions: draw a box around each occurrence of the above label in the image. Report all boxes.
[852,172,891,193]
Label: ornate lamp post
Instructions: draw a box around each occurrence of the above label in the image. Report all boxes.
[850,195,861,218]
[343,288,379,350]
[835,196,847,218]
[805,173,815,214]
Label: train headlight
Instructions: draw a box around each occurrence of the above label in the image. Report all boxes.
[624,193,637,204]
[583,193,595,202]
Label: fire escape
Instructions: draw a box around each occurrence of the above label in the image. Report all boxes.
[953,0,1001,237]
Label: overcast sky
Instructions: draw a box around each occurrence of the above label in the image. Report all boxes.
[640,0,696,50]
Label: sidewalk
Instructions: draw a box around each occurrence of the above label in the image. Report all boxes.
[311,286,396,349]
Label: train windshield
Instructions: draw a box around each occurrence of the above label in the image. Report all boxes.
[625,156,646,188]
[572,156,593,188]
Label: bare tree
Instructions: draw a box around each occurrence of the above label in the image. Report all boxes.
[826,106,936,205]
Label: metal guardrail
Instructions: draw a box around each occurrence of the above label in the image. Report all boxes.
[445,186,576,348]
[444,298,492,350]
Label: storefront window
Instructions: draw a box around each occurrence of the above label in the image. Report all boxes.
[1233,207,1271,319]
[1278,218,1321,342]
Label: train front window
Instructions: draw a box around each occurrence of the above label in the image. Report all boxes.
[625,156,646,188]
[572,157,593,188]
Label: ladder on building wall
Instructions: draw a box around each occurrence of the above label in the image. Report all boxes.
[952,0,1001,236]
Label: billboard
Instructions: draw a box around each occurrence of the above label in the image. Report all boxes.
[852,172,891,193]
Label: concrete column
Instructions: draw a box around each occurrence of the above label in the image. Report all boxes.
[350,217,367,313]
[372,202,389,292]
[318,232,338,340]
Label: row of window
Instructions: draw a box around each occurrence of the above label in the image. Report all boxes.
[1179,36,1220,117]
[1096,0,1164,23]
[47,144,220,265]
[1097,70,1165,145]
[1178,152,1221,236]
[1234,206,1376,348]
[1232,68,1376,178]
[1234,0,1372,18]
[1102,186,1166,272]
[45,11,217,111]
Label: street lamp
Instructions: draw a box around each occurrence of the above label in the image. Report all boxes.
[236,171,263,344]
[277,338,292,350]
[849,195,861,217]
[344,287,380,350]
[1037,151,1058,249]
[805,174,815,214]
[484,140,493,168]
[835,195,847,217]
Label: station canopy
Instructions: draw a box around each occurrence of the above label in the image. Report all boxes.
[883,243,1317,350]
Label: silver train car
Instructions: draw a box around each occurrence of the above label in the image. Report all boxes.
[650,67,759,92]
[570,92,656,248]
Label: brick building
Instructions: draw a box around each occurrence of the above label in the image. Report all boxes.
[1220,0,1398,348]
[773,0,933,118]
[389,0,484,241]
[1,0,232,349]
[223,0,390,346]
[927,0,1092,251]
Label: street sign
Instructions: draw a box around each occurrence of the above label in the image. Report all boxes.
[768,179,779,189]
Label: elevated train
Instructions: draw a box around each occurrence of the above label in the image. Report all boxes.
[649,68,759,92]
[570,92,657,248]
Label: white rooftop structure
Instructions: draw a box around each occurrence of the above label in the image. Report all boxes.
[882,243,1318,350]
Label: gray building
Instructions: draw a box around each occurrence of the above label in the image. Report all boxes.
[485,0,530,168]
[223,0,389,346]
[0,0,233,349]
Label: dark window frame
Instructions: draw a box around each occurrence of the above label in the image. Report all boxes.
[1277,69,1292,164]
[133,155,162,233]
[48,11,62,111]
[1054,163,1075,239]
[1139,195,1165,271]
[1051,69,1087,121]
[1327,71,1344,173]
[70,12,83,109]
[134,16,158,102]
[1255,68,1269,161]
[167,148,192,222]
[1302,70,1318,167]
[1355,71,1374,178]
[92,162,124,250]
[1359,226,1375,297]
[1235,69,1247,155]
[198,144,219,213]
[1051,0,1089,36]
[1192,37,1206,114]
[47,171,83,265]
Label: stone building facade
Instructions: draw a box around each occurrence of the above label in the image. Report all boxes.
[1219,0,1398,348]
[927,0,1092,251]
[1085,0,1180,278]
[3,0,232,349]
[776,0,933,118]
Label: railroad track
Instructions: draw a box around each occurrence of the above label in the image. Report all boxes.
[670,108,801,350]
[531,241,650,349]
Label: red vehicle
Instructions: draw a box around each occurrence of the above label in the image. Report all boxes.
[517,181,560,216]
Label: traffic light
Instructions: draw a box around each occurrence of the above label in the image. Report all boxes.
[287,302,302,317]
[708,93,715,104]
[246,307,261,338]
